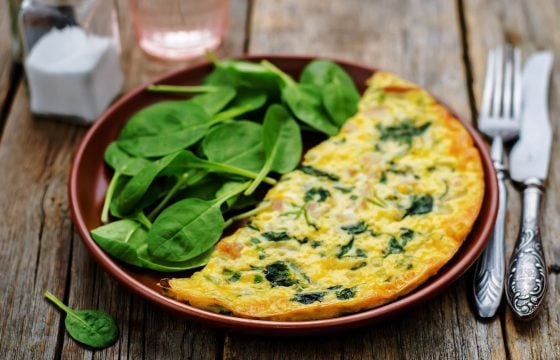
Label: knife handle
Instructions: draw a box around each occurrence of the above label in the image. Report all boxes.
[506,180,548,320]
[473,162,506,318]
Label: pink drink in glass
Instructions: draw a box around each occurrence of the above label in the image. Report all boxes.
[129,0,229,60]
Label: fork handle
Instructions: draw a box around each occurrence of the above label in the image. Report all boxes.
[472,148,507,318]
[506,180,547,320]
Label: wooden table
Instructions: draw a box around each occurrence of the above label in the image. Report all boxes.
[1,0,559,358]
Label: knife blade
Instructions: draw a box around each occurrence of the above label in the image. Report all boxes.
[506,51,553,320]
[509,52,553,182]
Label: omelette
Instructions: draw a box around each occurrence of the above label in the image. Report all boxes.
[160,72,485,321]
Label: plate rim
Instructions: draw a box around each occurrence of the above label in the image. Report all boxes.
[69,54,498,335]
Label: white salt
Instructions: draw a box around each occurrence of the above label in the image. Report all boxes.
[25,26,124,123]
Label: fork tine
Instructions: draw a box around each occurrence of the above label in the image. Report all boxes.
[481,49,495,118]
[491,46,504,117]
[512,47,522,119]
[503,46,514,118]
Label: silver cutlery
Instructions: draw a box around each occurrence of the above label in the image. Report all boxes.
[506,51,553,320]
[473,46,522,318]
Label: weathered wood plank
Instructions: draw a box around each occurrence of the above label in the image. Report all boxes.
[0,0,15,123]
[223,0,507,358]
[57,0,250,359]
[463,0,560,358]
[0,0,248,359]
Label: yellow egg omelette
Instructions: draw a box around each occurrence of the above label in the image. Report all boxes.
[160,71,485,321]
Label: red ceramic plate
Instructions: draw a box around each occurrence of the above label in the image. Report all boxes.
[69,55,498,335]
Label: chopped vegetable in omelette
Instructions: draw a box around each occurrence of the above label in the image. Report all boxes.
[160,72,484,321]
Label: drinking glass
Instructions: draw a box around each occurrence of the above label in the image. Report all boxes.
[129,0,229,60]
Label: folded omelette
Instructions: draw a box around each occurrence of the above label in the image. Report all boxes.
[160,72,485,321]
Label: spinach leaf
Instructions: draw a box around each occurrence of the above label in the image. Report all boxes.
[189,87,237,115]
[147,182,249,262]
[117,100,211,158]
[291,292,326,304]
[44,291,118,349]
[202,121,265,173]
[204,57,281,93]
[114,152,182,216]
[262,60,338,135]
[91,220,145,267]
[161,150,277,185]
[245,104,302,195]
[300,60,360,126]
[264,261,297,287]
[211,90,267,122]
[104,142,150,176]
[404,194,433,217]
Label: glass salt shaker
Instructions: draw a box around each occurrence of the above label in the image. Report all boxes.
[18,0,124,124]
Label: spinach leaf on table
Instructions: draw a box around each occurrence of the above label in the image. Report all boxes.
[202,120,265,173]
[117,100,211,158]
[147,182,249,262]
[245,104,302,195]
[300,60,360,126]
[44,291,119,349]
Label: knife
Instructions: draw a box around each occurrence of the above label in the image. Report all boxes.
[506,51,554,320]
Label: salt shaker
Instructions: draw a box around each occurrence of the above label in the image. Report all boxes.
[18,0,124,124]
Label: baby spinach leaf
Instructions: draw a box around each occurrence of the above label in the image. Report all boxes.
[161,150,277,185]
[147,182,249,262]
[115,152,181,216]
[211,90,267,122]
[300,60,360,125]
[261,60,338,136]
[245,104,302,195]
[44,291,118,349]
[204,57,281,93]
[282,83,339,136]
[91,220,145,267]
[202,121,265,173]
[104,142,150,176]
[189,87,237,115]
[117,100,211,158]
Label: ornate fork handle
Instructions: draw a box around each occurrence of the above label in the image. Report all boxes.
[473,138,507,318]
[506,180,547,320]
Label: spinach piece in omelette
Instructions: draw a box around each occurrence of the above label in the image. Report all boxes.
[383,236,405,256]
[341,221,368,235]
[335,287,357,300]
[404,194,433,218]
[378,119,431,146]
[262,231,291,242]
[298,165,340,181]
[304,187,331,202]
[291,292,326,305]
[264,261,298,287]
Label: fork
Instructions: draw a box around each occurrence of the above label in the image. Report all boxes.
[472,46,522,318]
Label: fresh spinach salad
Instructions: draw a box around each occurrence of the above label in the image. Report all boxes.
[91,57,360,272]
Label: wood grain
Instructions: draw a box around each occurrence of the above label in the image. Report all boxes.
[0,0,248,359]
[0,0,15,124]
[222,0,507,358]
[463,0,560,358]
